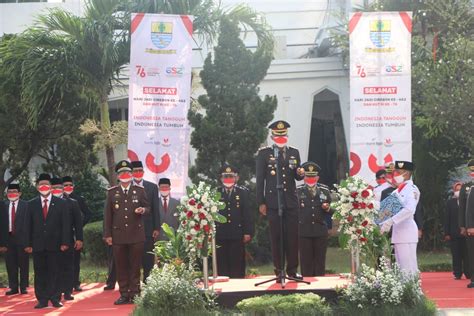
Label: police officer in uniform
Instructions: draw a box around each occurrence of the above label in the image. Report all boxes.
[380,161,420,275]
[103,160,150,305]
[459,159,474,288]
[256,120,305,280]
[297,162,333,277]
[216,165,254,278]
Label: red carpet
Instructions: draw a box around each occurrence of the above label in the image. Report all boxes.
[421,272,474,308]
[0,283,134,315]
[0,273,472,314]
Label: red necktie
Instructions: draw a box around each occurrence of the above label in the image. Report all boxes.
[43,199,48,220]
[11,202,15,234]
[163,197,168,213]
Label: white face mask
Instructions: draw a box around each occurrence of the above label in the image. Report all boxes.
[160,190,170,197]
[394,175,405,185]
[453,191,460,198]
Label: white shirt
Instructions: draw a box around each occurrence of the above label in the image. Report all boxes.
[120,184,131,194]
[391,180,420,244]
[8,200,18,232]
[41,194,52,209]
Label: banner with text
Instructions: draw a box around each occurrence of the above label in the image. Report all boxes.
[349,11,412,184]
[128,13,193,196]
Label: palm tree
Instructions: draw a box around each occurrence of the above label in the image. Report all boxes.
[33,0,273,184]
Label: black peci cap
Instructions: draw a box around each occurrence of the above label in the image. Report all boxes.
[37,173,51,183]
[51,177,63,185]
[158,178,171,185]
[7,183,21,191]
[375,169,386,179]
[394,161,415,171]
[62,176,73,183]
[131,161,144,169]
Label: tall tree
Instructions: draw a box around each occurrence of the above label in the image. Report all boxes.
[188,18,277,187]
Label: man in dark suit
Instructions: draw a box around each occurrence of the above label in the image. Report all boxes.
[131,160,160,283]
[216,165,253,278]
[459,159,474,288]
[2,183,29,295]
[62,175,91,292]
[51,177,83,301]
[104,160,150,305]
[24,174,70,309]
[444,182,470,280]
[256,120,305,280]
[297,162,333,277]
[157,178,179,241]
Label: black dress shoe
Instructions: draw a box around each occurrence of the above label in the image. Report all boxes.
[34,302,48,309]
[5,289,18,295]
[20,288,28,294]
[74,286,83,292]
[114,296,130,305]
[51,301,63,308]
[288,273,303,280]
[63,293,74,300]
[103,285,115,291]
[467,282,474,288]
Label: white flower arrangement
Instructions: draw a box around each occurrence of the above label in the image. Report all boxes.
[343,259,423,307]
[177,181,226,260]
[331,176,378,248]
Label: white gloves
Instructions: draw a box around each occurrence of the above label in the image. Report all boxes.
[380,218,394,233]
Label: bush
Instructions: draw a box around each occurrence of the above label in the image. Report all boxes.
[236,293,332,316]
[83,221,108,265]
[133,263,216,315]
[334,296,436,316]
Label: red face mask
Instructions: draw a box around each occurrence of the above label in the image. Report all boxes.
[273,136,288,147]
[51,188,63,197]
[7,193,19,201]
[222,178,235,188]
[133,171,144,180]
[63,186,74,194]
[38,185,51,196]
[305,177,318,186]
[160,189,170,197]
[376,178,386,185]
[470,171,474,178]
[118,172,133,183]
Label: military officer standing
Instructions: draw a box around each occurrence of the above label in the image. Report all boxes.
[380,161,420,276]
[297,162,333,277]
[216,165,254,278]
[459,159,474,288]
[103,160,150,305]
[256,120,305,280]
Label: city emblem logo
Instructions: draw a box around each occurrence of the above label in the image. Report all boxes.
[369,19,391,48]
[151,22,173,49]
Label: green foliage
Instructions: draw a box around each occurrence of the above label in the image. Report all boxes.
[236,293,332,316]
[133,263,217,315]
[188,18,277,187]
[83,221,107,265]
[154,223,191,269]
[15,171,38,201]
[73,166,107,222]
[335,296,436,316]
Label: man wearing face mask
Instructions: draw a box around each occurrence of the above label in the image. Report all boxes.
[51,177,83,301]
[104,160,150,305]
[459,159,474,288]
[216,165,253,278]
[297,162,333,277]
[24,174,71,309]
[444,182,470,280]
[256,120,305,281]
[379,161,420,275]
[157,178,179,241]
[130,161,160,283]
[62,176,91,292]
[2,183,30,295]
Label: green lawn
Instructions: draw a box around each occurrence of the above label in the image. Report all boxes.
[0,247,452,286]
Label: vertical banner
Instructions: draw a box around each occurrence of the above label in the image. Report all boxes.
[349,12,412,184]
[128,13,194,196]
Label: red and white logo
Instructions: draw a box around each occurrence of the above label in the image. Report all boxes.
[143,87,177,95]
[363,86,397,94]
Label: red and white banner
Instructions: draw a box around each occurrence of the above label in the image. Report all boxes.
[128,13,194,196]
[349,12,412,184]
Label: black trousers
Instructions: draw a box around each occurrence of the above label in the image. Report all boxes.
[105,245,116,287]
[467,236,474,282]
[142,237,155,283]
[33,250,61,303]
[268,208,299,276]
[450,237,470,278]
[5,235,29,290]
[299,236,328,277]
[216,239,245,278]
[113,243,144,298]
[59,247,74,294]
[73,249,82,287]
